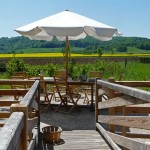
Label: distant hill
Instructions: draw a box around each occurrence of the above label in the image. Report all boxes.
[0,36,150,54]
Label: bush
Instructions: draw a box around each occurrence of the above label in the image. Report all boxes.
[45,63,58,76]
[0,61,6,72]
[6,58,26,75]
[116,45,127,52]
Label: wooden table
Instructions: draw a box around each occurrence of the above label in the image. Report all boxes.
[30,77,95,110]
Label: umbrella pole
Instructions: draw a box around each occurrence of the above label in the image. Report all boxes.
[66,36,69,81]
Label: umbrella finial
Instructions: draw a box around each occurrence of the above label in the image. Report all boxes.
[65,9,70,11]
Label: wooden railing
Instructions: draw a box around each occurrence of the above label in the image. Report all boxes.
[95,78,150,150]
[0,79,40,150]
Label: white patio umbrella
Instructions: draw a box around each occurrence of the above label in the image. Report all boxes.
[15,10,121,79]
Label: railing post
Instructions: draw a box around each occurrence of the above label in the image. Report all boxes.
[122,106,127,150]
[108,77,116,132]
[95,78,100,130]
[36,80,41,148]
[95,78,103,124]
[10,103,28,150]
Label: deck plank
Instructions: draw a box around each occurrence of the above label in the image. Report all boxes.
[39,130,111,150]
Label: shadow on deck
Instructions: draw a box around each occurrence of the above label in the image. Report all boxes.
[38,105,111,150]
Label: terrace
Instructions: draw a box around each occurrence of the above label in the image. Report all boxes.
[0,78,150,150]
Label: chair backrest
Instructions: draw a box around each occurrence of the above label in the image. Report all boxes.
[54,75,66,99]
[55,69,66,80]
[11,72,27,79]
[89,71,103,78]
[54,76,79,104]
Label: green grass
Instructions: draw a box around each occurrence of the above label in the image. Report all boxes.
[122,62,150,80]
[15,47,84,54]
[15,47,150,54]
[102,47,150,54]
[15,48,62,53]
[0,73,11,89]
[127,47,150,53]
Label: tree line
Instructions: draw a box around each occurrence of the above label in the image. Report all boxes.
[0,36,150,54]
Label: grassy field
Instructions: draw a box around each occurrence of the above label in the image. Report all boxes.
[15,47,84,53]
[14,47,150,54]
[0,46,149,58]
[0,53,150,58]
[123,62,150,80]
[127,47,150,53]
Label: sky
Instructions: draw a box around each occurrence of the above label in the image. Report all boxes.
[0,0,150,39]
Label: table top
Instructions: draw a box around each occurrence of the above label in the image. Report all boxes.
[30,76,95,85]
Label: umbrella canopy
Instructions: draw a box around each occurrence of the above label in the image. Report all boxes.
[15,10,121,79]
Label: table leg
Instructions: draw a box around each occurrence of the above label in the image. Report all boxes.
[91,84,94,111]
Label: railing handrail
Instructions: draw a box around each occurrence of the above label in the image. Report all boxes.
[97,79,150,102]
[0,79,40,150]
[96,79,150,150]
[20,80,39,108]
[0,112,24,150]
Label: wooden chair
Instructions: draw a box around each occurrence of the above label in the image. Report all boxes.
[39,75,54,112]
[52,69,66,102]
[54,75,81,115]
[82,71,103,104]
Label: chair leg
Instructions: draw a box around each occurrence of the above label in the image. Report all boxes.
[42,94,54,112]
[55,97,73,114]
[53,92,61,102]
[14,96,19,100]
[55,101,69,113]
[83,90,90,105]
[55,101,63,112]
[67,96,80,114]
[67,104,77,115]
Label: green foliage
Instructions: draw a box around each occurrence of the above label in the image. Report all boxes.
[127,47,149,53]
[123,62,150,80]
[0,61,6,72]
[137,41,150,50]
[6,58,26,75]
[19,63,59,77]
[25,64,41,77]
[0,36,150,54]
[94,60,125,80]
[116,45,127,52]
[16,48,64,53]
[3,57,150,82]
[97,47,103,57]
[0,72,10,89]
[71,64,83,80]
[140,57,150,63]
[44,63,58,76]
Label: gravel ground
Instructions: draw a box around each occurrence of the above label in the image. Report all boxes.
[40,105,95,131]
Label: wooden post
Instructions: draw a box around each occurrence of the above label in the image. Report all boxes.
[10,104,28,150]
[108,77,116,132]
[95,79,102,124]
[122,106,127,150]
[37,82,41,148]
[66,36,69,81]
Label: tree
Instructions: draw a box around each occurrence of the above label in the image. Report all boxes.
[97,47,103,57]
[116,45,127,52]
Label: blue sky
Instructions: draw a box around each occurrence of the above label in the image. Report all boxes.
[0,0,150,39]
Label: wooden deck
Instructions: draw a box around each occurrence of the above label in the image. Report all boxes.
[38,130,111,150]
